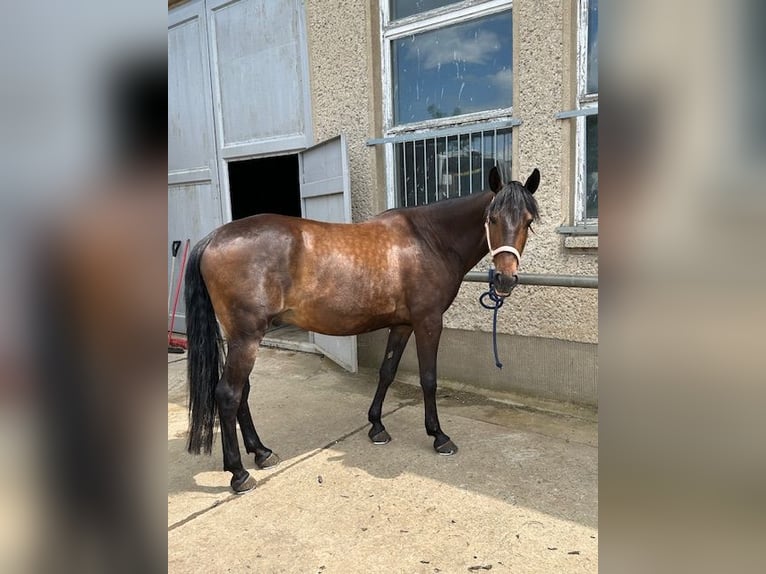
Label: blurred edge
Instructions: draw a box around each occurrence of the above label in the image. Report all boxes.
[0,0,765,573]
[0,2,166,573]
[601,0,766,572]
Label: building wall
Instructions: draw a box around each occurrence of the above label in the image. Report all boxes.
[305,0,379,223]
[305,0,597,346]
[445,0,598,345]
[168,0,597,400]
[358,328,597,405]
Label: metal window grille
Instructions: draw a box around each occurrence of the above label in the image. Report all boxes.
[393,126,513,208]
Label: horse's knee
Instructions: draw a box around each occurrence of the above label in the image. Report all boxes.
[419,373,437,393]
[215,383,241,415]
[379,356,399,383]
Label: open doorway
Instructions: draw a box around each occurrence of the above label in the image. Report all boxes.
[228,154,301,219]
[227,154,313,352]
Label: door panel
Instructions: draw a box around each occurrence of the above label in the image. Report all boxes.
[206,0,312,155]
[299,135,358,373]
[168,0,223,332]
[168,11,214,173]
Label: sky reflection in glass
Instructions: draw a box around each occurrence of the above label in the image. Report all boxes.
[392,11,513,126]
[587,0,598,94]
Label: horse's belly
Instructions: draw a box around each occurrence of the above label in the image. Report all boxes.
[283,292,406,336]
[283,236,413,334]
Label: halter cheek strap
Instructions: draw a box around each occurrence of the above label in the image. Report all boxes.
[485,220,521,265]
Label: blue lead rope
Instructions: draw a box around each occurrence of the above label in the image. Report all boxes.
[479,267,505,369]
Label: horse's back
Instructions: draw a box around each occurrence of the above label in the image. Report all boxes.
[199,212,422,336]
[282,213,419,333]
[206,212,299,242]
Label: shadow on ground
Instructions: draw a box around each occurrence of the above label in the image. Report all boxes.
[168,347,597,530]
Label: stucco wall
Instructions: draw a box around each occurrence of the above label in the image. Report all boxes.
[306,0,597,344]
[438,0,598,344]
[305,0,378,223]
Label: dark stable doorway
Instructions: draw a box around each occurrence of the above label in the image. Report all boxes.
[228,154,301,220]
[228,153,309,345]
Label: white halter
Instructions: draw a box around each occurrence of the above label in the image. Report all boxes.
[485,219,521,265]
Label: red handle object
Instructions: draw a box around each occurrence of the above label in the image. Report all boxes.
[168,239,190,344]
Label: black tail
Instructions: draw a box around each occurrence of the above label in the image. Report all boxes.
[185,234,223,455]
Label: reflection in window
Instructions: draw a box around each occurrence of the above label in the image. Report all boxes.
[392,10,513,125]
[585,115,598,219]
[573,0,598,223]
[396,128,512,207]
[390,0,462,20]
[587,0,598,94]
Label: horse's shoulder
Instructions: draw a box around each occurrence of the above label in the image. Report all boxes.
[369,208,414,229]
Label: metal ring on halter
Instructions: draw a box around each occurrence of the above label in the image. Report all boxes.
[484,220,521,265]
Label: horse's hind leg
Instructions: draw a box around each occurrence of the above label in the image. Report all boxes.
[216,338,260,493]
[368,325,413,444]
[237,381,280,469]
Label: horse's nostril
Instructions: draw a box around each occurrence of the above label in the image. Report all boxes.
[493,272,517,294]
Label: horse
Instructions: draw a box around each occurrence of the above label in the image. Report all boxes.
[184,166,540,492]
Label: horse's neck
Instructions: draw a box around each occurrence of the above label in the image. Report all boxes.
[418,192,492,274]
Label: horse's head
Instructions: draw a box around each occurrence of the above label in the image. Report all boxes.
[485,166,540,296]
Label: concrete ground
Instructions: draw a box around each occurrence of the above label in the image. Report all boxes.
[168,348,598,573]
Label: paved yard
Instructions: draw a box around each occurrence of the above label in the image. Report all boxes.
[168,347,597,573]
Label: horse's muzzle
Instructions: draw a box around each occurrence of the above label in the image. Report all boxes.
[493,271,518,296]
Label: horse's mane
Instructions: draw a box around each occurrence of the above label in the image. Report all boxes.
[486,181,539,222]
[383,190,491,219]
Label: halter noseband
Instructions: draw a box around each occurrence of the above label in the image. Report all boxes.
[484,219,521,265]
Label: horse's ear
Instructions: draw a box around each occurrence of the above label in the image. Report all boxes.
[524,168,540,194]
[488,166,502,193]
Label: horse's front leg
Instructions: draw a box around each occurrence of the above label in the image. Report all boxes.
[413,316,457,455]
[368,324,413,444]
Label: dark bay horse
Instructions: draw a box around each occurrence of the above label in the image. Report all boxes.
[185,166,540,492]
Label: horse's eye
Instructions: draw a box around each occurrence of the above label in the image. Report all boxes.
[488,215,497,225]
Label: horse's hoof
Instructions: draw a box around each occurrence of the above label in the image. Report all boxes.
[255,451,280,469]
[434,439,458,456]
[231,473,257,494]
[369,429,391,445]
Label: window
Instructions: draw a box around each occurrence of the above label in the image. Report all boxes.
[395,126,513,207]
[390,0,463,23]
[576,0,598,222]
[377,0,516,208]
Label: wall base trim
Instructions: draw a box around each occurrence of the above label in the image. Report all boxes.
[358,328,597,406]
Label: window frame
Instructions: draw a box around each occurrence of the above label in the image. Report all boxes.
[380,0,515,208]
[574,0,598,225]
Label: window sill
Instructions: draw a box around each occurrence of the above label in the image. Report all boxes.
[557,225,598,250]
[556,224,598,236]
[563,235,598,250]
